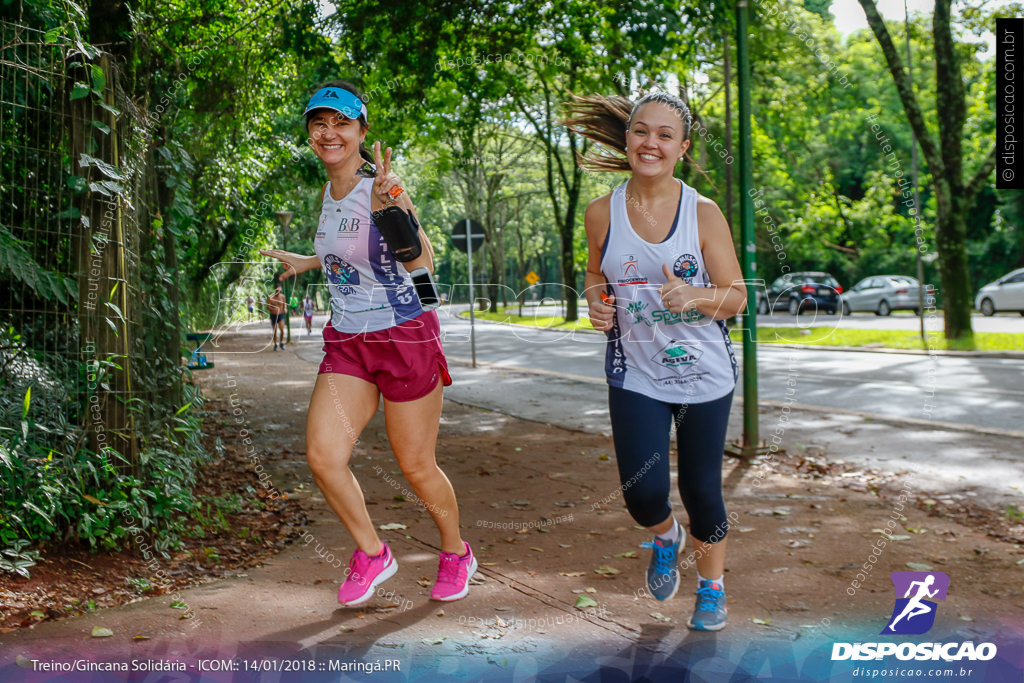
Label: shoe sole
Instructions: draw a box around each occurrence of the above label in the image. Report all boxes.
[687,609,728,631]
[432,556,478,602]
[687,618,727,631]
[339,555,398,607]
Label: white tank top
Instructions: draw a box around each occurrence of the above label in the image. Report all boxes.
[599,180,738,403]
[313,178,423,333]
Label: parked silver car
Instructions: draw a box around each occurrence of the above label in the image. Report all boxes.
[841,275,932,316]
[975,267,1024,316]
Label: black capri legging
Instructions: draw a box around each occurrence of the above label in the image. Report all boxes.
[608,385,733,543]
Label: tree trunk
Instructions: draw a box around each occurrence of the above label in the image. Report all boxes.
[72,54,138,468]
[857,0,991,342]
[935,202,972,339]
[488,234,502,313]
[155,136,184,390]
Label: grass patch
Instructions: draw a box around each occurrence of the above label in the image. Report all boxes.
[733,327,1024,352]
[463,307,595,331]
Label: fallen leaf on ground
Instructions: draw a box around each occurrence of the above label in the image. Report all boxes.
[575,595,598,609]
[594,565,621,576]
[752,618,772,626]
[560,571,585,577]
[91,627,114,638]
[906,562,933,571]
[614,551,639,559]
[422,637,446,645]
[379,523,407,531]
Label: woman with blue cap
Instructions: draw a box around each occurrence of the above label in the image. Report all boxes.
[262,81,476,605]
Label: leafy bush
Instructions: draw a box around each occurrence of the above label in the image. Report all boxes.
[0,366,210,576]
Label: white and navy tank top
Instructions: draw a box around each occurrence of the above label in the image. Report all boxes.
[600,180,738,403]
[313,178,423,333]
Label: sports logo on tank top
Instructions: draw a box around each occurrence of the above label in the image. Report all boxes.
[323,253,360,295]
[673,254,699,283]
[335,215,361,238]
[617,254,648,285]
[650,340,705,382]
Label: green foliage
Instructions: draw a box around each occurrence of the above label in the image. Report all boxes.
[2,0,1018,581]
[0,540,39,578]
[0,226,77,304]
[0,375,210,575]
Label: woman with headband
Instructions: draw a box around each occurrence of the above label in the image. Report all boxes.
[565,90,745,631]
[261,81,476,605]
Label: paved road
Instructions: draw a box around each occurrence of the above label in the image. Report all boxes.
[277,310,1022,500]
[235,308,1023,433]
[432,308,1024,433]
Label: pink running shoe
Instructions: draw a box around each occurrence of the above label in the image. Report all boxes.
[431,541,477,601]
[337,543,398,606]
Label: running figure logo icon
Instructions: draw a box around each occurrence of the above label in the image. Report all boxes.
[623,255,640,277]
[882,571,949,635]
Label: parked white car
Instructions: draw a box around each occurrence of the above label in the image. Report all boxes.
[841,275,932,316]
[975,267,1024,316]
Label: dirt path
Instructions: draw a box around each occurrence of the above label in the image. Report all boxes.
[2,320,1022,681]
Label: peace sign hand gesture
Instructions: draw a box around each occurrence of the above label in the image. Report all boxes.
[372,140,404,206]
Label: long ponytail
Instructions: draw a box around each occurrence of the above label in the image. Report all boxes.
[562,90,694,173]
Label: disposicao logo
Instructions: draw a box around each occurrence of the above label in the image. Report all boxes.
[882,571,947,635]
[831,571,997,663]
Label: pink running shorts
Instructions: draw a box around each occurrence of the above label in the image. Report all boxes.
[318,310,452,402]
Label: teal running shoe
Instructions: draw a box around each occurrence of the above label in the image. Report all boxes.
[688,579,727,631]
[640,524,681,601]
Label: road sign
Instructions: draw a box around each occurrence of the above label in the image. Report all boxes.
[525,270,539,285]
[452,218,485,253]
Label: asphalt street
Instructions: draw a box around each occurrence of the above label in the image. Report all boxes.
[428,308,1024,434]
[265,309,1023,504]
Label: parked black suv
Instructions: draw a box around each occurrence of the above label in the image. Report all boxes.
[757,272,842,315]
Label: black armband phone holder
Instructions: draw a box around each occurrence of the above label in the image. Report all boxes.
[373,206,422,262]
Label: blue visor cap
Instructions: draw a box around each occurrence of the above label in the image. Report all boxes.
[303,87,367,120]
